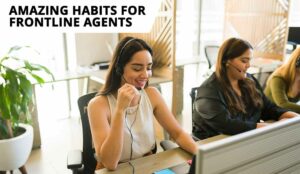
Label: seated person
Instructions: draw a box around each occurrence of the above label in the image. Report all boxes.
[88,37,197,170]
[264,48,300,113]
[192,37,297,140]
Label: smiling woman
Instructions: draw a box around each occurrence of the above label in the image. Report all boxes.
[192,37,298,140]
[87,37,197,171]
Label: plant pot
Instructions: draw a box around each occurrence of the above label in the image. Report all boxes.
[0,124,33,171]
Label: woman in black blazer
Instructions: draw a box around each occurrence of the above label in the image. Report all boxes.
[192,37,297,139]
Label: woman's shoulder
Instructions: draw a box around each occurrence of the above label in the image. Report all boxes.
[144,86,161,97]
[198,74,220,94]
[88,94,110,110]
[271,75,285,81]
[268,75,287,85]
[143,86,163,107]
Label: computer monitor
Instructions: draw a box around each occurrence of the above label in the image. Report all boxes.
[196,116,300,174]
[287,27,300,44]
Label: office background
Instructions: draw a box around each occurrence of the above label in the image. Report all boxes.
[0,0,299,173]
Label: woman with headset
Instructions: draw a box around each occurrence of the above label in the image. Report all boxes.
[264,48,300,113]
[192,37,297,140]
[88,37,197,170]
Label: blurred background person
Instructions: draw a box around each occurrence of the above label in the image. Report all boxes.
[264,48,300,113]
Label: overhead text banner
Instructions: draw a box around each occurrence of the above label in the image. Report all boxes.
[0,0,161,33]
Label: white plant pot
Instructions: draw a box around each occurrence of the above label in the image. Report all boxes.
[0,123,33,171]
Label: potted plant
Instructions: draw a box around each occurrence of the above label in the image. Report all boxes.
[0,46,54,173]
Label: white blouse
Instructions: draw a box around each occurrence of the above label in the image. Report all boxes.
[106,89,156,162]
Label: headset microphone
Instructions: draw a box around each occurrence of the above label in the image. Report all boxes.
[228,63,242,73]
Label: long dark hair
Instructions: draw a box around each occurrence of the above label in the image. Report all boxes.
[99,37,153,95]
[215,37,263,114]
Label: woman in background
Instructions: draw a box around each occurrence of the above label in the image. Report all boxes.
[264,48,300,113]
[88,37,197,170]
[192,37,297,140]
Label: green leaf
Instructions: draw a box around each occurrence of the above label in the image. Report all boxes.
[0,56,10,64]
[0,117,9,139]
[18,74,33,100]
[0,85,10,120]
[5,69,20,97]
[7,46,22,54]
[24,60,41,71]
[10,103,21,123]
[29,73,45,84]
[31,64,55,81]
[20,97,30,116]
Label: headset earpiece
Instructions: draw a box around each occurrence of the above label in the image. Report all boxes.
[222,60,226,65]
[115,38,136,76]
[115,65,123,75]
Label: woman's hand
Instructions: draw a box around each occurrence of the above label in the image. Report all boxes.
[279,111,298,120]
[256,122,272,128]
[116,83,140,111]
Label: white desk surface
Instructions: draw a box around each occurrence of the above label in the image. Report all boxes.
[96,134,229,174]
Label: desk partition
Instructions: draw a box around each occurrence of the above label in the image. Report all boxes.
[96,135,228,174]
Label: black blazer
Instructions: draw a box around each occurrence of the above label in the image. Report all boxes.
[192,73,287,139]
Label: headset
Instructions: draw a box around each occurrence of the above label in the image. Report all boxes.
[115,38,141,162]
[115,38,137,76]
[296,56,300,68]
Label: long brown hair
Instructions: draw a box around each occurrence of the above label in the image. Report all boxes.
[266,47,300,98]
[99,37,153,95]
[215,37,263,114]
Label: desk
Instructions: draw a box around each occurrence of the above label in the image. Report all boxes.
[96,134,228,174]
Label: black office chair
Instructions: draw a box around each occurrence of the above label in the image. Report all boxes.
[67,92,176,173]
[204,45,220,69]
[160,87,201,150]
[67,92,98,174]
[190,87,198,114]
[190,87,200,140]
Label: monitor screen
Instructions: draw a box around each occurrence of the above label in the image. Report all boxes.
[287,27,300,44]
[196,116,300,174]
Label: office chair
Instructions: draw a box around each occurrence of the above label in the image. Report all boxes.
[190,87,200,141]
[204,45,220,69]
[67,92,98,174]
[67,92,175,173]
[160,87,201,150]
[190,87,198,114]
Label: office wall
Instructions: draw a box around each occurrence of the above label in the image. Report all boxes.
[75,33,118,66]
[290,0,300,27]
[224,0,290,60]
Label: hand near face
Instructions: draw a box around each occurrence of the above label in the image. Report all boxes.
[116,83,140,111]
